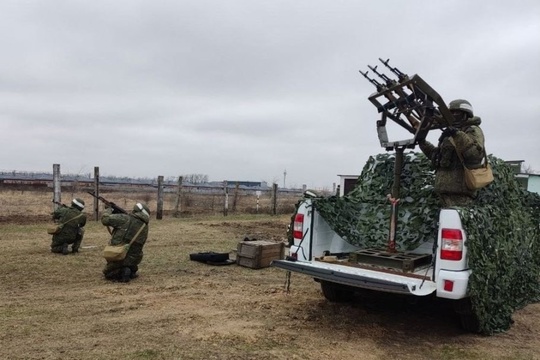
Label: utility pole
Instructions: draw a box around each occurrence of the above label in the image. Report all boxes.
[283,169,287,189]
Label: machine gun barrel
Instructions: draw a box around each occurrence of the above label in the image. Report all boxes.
[368,64,395,86]
[52,200,68,208]
[86,191,128,214]
[379,58,407,81]
[362,65,420,131]
[359,70,384,91]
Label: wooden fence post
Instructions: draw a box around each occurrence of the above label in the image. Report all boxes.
[53,164,61,210]
[93,166,100,221]
[272,183,278,215]
[156,175,164,220]
[256,190,261,214]
[232,182,239,213]
[223,181,229,216]
[173,176,183,218]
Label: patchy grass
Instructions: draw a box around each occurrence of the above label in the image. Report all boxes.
[0,214,539,359]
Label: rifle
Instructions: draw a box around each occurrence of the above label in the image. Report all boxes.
[362,59,456,139]
[359,70,384,92]
[377,58,448,127]
[368,64,396,87]
[362,65,421,131]
[52,200,68,208]
[86,191,128,214]
[379,58,408,82]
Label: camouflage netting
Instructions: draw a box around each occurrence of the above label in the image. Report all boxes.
[310,152,540,335]
[314,152,440,251]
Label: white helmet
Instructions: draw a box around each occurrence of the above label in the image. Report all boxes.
[72,198,85,210]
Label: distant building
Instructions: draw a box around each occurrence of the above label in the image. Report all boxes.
[505,160,524,175]
[224,181,265,188]
[505,160,540,194]
[519,173,540,194]
[337,175,360,197]
[206,180,270,190]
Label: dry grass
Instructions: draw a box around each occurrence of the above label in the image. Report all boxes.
[1,189,539,359]
[0,188,300,221]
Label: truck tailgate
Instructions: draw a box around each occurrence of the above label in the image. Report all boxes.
[272,259,436,296]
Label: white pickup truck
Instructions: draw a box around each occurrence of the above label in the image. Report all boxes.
[273,195,478,331]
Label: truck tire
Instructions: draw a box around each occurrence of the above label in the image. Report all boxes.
[320,281,354,302]
[453,298,480,333]
[459,313,480,333]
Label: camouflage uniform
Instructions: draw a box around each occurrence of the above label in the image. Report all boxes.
[419,109,485,207]
[50,201,87,254]
[101,203,150,282]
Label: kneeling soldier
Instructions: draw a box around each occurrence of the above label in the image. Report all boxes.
[101,202,150,282]
[50,198,87,255]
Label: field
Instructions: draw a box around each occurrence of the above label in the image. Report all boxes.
[1,189,540,360]
[0,185,301,221]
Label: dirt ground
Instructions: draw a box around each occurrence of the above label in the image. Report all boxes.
[1,215,539,360]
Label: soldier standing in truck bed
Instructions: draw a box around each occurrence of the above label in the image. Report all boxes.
[418,99,486,207]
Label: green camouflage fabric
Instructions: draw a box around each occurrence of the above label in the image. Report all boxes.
[314,152,439,251]
[462,158,540,334]
[50,206,87,253]
[419,116,485,204]
[101,208,149,278]
[308,152,540,334]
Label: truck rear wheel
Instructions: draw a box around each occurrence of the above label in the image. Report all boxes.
[453,298,480,333]
[320,281,354,302]
[459,313,480,333]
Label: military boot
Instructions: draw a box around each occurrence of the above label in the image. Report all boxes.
[130,266,139,279]
[120,268,131,283]
[62,243,69,255]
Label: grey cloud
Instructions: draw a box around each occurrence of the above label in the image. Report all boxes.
[1,0,540,186]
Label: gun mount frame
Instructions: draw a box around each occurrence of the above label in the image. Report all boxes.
[361,59,459,252]
[363,60,456,151]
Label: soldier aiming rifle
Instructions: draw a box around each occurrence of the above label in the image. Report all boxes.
[86,191,151,282]
[86,191,127,214]
[49,198,87,255]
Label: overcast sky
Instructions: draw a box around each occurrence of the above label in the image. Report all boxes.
[1,1,539,189]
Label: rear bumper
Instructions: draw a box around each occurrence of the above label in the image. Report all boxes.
[272,259,437,296]
[436,269,470,299]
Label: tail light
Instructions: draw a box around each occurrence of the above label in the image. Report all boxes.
[287,252,298,261]
[440,228,463,260]
[293,213,304,240]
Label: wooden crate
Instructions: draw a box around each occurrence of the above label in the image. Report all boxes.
[236,240,285,269]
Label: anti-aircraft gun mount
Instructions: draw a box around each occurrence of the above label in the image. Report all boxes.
[361,58,455,151]
[360,58,456,254]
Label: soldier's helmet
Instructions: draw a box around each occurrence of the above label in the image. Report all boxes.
[448,99,474,118]
[72,198,85,210]
[133,202,150,217]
